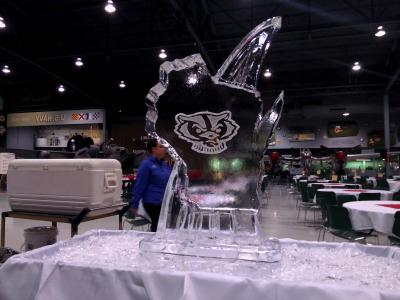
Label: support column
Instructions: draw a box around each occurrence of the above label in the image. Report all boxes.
[384,93,390,176]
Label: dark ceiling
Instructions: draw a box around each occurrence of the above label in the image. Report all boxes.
[0,0,399,119]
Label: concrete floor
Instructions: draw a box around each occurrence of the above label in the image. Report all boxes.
[0,184,388,251]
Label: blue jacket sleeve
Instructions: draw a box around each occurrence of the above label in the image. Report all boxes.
[131,161,151,208]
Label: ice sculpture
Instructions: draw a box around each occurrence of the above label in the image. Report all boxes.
[140,17,284,262]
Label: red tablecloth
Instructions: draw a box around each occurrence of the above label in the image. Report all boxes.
[377,204,400,209]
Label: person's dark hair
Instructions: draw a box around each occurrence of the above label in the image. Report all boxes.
[146,139,158,153]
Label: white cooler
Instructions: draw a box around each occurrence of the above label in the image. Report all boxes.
[8,159,122,215]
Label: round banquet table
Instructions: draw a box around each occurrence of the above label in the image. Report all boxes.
[316,188,394,200]
[307,183,361,189]
[343,201,400,236]
[300,179,332,184]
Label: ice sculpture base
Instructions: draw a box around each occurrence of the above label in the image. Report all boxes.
[139,231,282,263]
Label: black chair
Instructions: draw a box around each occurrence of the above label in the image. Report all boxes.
[376,178,390,191]
[337,195,357,206]
[358,193,381,201]
[360,176,373,189]
[392,192,400,201]
[308,184,324,200]
[321,205,368,242]
[316,191,337,240]
[344,175,354,183]
[344,184,358,189]
[316,191,336,207]
[388,211,400,246]
[296,177,307,192]
[297,182,320,223]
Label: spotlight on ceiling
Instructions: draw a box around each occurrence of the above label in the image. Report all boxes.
[119,80,126,88]
[158,49,167,59]
[104,0,116,14]
[352,61,361,72]
[0,17,6,29]
[375,26,386,37]
[186,73,198,86]
[74,57,83,67]
[1,65,10,74]
[264,68,272,78]
[57,84,66,93]
[343,112,350,117]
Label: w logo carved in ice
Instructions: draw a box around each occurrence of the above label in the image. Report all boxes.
[174,111,239,154]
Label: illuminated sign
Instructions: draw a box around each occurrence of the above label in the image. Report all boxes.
[7,109,104,127]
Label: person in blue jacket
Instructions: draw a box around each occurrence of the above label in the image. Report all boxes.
[130,140,171,232]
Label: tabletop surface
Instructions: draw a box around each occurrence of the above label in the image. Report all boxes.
[343,201,400,214]
[318,188,393,194]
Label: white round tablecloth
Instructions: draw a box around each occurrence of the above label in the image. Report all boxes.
[317,188,394,200]
[343,201,400,236]
[295,175,320,183]
[388,179,400,193]
[307,183,361,189]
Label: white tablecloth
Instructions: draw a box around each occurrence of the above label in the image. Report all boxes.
[388,180,400,193]
[1,230,400,300]
[317,188,394,200]
[344,201,400,236]
[367,177,377,187]
[308,183,361,189]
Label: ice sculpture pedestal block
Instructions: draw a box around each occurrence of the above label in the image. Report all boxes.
[139,234,281,263]
[139,208,282,263]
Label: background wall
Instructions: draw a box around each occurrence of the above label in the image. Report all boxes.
[269,114,399,150]
[7,127,36,150]
[7,124,104,150]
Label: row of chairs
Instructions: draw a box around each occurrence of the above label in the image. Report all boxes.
[316,191,378,242]
[291,176,400,244]
[315,191,400,244]
[318,204,377,243]
[296,182,378,222]
[355,176,391,190]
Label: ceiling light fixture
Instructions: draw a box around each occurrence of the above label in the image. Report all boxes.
[342,112,350,117]
[186,73,198,86]
[375,26,386,37]
[104,0,116,14]
[158,49,167,59]
[264,68,272,78]
[0,17,6,29]
[119,80,126,88]
[57,84,66,93]
[74,57,83,67]
[352,61,361,72]
[1,65,10,74]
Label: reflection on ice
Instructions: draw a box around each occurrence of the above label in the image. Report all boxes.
[188,176,253,207]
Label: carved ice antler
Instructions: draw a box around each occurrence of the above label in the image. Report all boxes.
[213,16,281,95]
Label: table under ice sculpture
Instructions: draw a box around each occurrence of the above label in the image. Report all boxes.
[141,17,284,262]
[1,230,400,300]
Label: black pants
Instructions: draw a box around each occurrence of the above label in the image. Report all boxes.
[143,203,161,232]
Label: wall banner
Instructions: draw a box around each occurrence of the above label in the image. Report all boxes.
[7,109,104,127]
